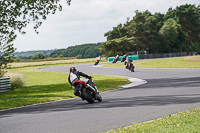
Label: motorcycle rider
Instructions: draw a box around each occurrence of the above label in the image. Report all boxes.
[121,54,127,62]
[124,57,132,69]
[113,55,119,63]
[97,55,101,61]
[123,54,127,58]
[115,55,119,61]
[94,55,101,65]
[68,67,99,99]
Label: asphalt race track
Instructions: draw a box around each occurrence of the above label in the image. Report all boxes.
[1,62,200,133]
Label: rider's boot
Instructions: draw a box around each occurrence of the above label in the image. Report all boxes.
[74,91,85,100]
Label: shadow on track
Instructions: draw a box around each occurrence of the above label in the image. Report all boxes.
[1,77,200,118]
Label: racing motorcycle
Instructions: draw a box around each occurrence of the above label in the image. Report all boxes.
[127,62,135,72]
[73,78,102,103]
[121,56,126,62]
[112,56,120,63]
[112,58,118,63]
[94,60,100,65]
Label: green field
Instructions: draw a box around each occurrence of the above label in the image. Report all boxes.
[8,57,107,68]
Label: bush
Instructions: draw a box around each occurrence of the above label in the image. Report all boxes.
[76,54,82,59]
[30,53,45,60]
[14,58,21,62]
[5,72,25,90]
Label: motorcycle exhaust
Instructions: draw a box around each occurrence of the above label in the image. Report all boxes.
[86,84,96,93]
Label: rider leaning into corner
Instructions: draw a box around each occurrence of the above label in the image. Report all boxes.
[124,57,132,69]
[97,55,101,61]
[68,67,100,99]
[115,55,119,60]
[122,54,127,59]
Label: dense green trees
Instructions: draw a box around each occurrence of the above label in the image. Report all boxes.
[14,50,55,59]
[166,4,200,51]
[50,43,102,59]
[101,4,200,56]
[101,24,135,56]
[159,18,185,53]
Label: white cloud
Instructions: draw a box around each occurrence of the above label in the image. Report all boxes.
[13,0,200,52]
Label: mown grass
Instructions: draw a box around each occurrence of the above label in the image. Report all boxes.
[107,108,200,133]
[184,55,200,62]
[8,57,107,68]
[0,70,130,110]
[103,56,200,68]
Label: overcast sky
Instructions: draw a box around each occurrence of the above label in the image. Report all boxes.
[13,0,200,52]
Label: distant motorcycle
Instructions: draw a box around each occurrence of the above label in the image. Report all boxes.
[73,78,102,103]
[112,58,117,63]
[127,62,135,72]
[121,57,126,62]
[94,60,100,65]
[112,58,118,63]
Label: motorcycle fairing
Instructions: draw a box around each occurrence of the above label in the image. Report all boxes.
[73,80,86,86]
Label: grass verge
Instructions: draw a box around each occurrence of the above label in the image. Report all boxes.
[102,56,200,68]
[8,57,107,68]
[107,108,200,133]
[0,70,130,110]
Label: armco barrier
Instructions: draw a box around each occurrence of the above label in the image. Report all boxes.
[107,52,193,61]
[128,55,139,60]
[107,55,139,62]
[0,77,11,93]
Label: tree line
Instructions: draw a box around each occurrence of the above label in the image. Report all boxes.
[100,4,200,57]
[50,43,102,59]
[12,43,102,62]
[14,50,55,59]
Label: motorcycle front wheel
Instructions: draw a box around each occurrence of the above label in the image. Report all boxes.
[97,94,102,102]
[94,62,99,65]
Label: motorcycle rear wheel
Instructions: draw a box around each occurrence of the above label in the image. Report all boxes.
[82,88,95,103]
[130,66,134,72]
